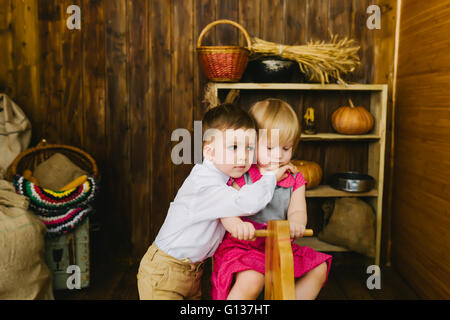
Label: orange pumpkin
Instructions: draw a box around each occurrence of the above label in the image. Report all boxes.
[292,160,322,189]
[331,99,374,135]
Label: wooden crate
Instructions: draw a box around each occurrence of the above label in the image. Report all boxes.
[45,218,90,290]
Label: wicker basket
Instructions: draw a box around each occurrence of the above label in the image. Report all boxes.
[197,19,251,82]
[6,139,99,182]
[6,139,99,290]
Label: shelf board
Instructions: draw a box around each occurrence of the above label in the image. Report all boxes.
[214,83,386,91]
[306,185,378,198]
[301,133,380,141]
[294,237,349,252]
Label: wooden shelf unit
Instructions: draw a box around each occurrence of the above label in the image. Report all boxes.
[305,185,378,198]
[213,83,388,266]
[213,83,386,91]
[294,237,349,252]
[301,133,380,141]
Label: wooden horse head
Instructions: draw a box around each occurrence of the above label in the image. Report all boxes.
[255,220,313,300]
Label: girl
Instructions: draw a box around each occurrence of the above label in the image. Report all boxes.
[137,102,295,300]
[211,98,332,300]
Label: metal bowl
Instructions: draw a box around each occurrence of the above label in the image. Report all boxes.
[329,171,375,193]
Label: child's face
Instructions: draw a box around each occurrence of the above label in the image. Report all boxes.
[257,135,293,170]
[203,128,256,178]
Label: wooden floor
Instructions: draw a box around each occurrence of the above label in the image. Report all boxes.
[54,252,419,300]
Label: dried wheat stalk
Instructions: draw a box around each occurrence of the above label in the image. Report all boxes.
[250,35,361,84]
[203,83,240,110]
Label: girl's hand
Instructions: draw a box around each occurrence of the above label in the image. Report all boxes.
[288,218,306,239]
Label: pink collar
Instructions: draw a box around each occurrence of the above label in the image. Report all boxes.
[227,164,296,188]
[248,164,295,188]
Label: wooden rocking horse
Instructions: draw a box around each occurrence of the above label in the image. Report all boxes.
[254,220,314,300]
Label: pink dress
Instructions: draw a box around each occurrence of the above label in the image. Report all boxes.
[211,165,332,300]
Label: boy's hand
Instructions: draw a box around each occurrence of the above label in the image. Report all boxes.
[288,162,299,174]
[231,220,256,241]
[261,163,297,182]
[221,217,256,241]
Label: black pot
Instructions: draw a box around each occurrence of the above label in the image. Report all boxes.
[242,56,301,83]
[329,172,375,193]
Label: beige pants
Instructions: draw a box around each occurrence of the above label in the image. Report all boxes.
[137,243,204,300]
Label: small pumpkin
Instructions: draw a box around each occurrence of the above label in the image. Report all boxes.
[292,160,322,189]
[331,99,374,135]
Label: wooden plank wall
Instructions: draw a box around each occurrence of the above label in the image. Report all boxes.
[0,0,397,264]
[392,0,450,299]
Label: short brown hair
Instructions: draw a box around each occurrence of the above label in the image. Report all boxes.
[202,103,256,142]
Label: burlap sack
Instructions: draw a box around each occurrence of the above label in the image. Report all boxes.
[0,94,32,173]
[33,153,87,190]
[0,178,54,300]
[318,197,376,258]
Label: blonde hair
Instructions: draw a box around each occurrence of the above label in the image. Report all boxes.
[249,98,300,148]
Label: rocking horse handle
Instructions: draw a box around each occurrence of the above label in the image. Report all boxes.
[255,228,314,238]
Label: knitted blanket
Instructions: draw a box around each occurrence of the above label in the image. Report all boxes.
[13,174,99,237]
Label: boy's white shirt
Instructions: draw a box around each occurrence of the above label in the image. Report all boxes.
[154,158,276,263]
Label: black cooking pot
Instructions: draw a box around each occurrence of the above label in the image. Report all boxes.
[243,56,300,83]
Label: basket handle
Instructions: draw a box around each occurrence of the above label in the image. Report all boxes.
[37,139,48,147]
[197,19,251,50]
